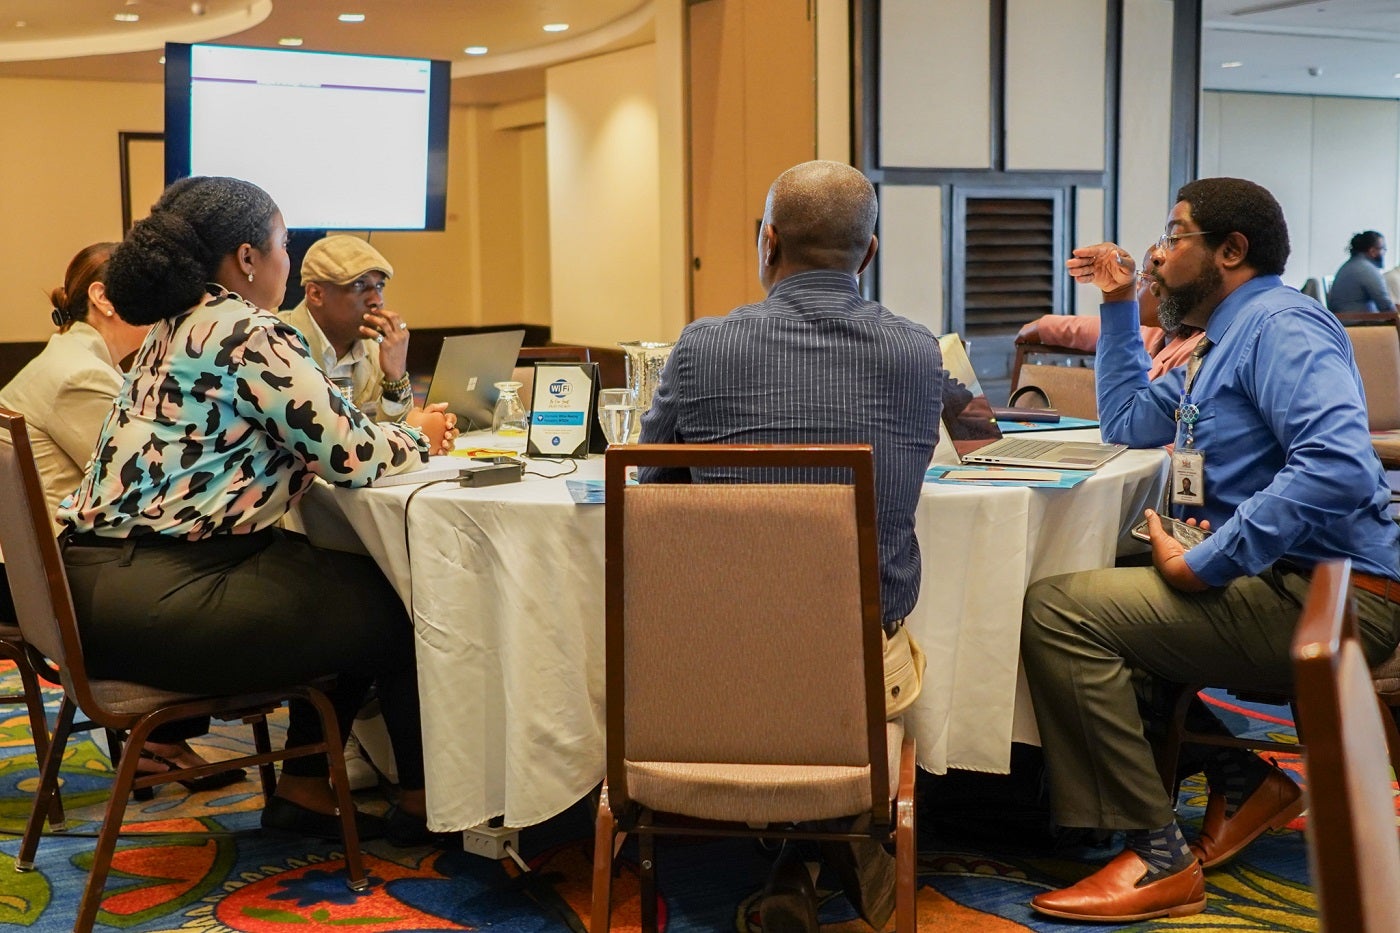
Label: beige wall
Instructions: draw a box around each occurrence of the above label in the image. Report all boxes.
[0,76,547,345]
[546,44,665,347]
[1200,90,1400,288]
[1118,0,1175,260]
[2,78,162,343]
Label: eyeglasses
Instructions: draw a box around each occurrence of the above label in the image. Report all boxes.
[1154,230,1215,253]
[333,278,386,295]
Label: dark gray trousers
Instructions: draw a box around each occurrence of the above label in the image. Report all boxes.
[1021,563,1400,830]
[63,528,425,787]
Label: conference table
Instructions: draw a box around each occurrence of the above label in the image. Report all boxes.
[295,431,1168,833]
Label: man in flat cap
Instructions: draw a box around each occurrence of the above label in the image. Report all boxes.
[282,235,455,451]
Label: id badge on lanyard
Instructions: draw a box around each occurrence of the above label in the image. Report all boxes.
[1173,341,1211,507]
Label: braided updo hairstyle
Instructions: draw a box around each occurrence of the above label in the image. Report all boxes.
[49,242,119,332]
[106,176,280,326]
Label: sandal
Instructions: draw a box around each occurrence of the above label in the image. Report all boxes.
[132,749,249,801]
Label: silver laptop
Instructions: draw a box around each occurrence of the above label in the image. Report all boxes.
[425,330,526,430]
[938,334,1125,470]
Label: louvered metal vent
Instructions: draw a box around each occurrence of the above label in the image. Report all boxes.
[962,197,1056,336]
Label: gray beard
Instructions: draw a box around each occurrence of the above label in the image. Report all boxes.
[1155,264,1222,334]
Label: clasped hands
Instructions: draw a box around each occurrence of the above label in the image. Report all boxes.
[406,404,458,456]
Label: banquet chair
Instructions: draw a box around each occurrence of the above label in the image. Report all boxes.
[1333,310,1399,328]
[512,346,592,409]
[1290,560,1400,933]
[592,443,917,933]
[1346,324,1400,471]
[0,408,368,933]
[1008,342,1098,418]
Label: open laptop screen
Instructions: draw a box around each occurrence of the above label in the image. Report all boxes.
[424,330,526,430]
[937,334,1003,454]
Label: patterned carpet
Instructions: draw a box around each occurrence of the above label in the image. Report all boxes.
[0,661,1371,932]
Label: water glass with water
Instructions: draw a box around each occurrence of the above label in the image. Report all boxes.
[598,388,637,447]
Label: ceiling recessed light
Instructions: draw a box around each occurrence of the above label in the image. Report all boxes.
[1221,61,1243,68]
[338,13,366,23]
[464,46,489,55]
[542,23,569,33]
[14,20,25,28]
[279,37,304,47]
[114,12,140,22]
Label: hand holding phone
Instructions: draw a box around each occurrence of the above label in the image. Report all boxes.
[1131,514,1210,549]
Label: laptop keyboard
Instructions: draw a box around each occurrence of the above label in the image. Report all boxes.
[983,438,1061,459]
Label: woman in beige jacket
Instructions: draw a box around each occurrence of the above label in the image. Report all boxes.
[0,242,244,796]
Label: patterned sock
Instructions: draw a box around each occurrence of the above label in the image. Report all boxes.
[1125,821,1196,882]
[1202,750,1273,817]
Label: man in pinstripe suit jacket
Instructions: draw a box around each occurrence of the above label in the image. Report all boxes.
[638,160,943,932]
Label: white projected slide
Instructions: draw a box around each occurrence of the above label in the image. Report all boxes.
[187,46,432,230]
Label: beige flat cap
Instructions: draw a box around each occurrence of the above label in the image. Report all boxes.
[300,235,394,285]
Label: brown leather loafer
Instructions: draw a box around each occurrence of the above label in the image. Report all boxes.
[1030,851,1205,922]
[1191,766,1304,869]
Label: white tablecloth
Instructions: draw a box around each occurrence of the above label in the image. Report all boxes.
[908,437,1168,774]
[296,436,1167,830]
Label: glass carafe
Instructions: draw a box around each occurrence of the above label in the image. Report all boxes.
[618,340,676,441]
[492,381,529,437]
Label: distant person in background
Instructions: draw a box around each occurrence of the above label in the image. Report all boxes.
[1327,230,1394,314]
[1017,248,1204,381]
[0,242,244,794]
[280,235,457,453]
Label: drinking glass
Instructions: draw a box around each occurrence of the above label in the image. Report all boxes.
[598,388,637,447]
[492,381,529,437]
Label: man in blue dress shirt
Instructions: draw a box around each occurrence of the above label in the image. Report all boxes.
[639,160,943,932]
[1021,177,1400,923]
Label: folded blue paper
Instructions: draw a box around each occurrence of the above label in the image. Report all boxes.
[566,479,606,504]
[924,465,1090,489]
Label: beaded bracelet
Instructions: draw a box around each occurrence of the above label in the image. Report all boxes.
[381,373,412,401]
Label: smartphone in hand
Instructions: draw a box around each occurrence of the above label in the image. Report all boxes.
[1131,515,1210,549]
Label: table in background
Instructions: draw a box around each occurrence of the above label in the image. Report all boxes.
[297,435,1167,830]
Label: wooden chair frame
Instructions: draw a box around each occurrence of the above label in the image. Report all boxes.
[1291,560,1400,932]
[0,624,64,829]
[592,443,917,933]
[517,345,592,364]
[0,409,369,933]
[1008,342,1098,419]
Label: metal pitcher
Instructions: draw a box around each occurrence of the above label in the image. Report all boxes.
[618,340,676,413]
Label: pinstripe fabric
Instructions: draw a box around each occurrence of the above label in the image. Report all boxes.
[638,270,943,623]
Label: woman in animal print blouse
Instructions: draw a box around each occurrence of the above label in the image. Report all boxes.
[59,176,446,846]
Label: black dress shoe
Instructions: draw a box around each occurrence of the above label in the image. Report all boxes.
[260,796,387,841]
[760,845,819,933]
[820,838,896,929]
[384,807,459,848]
